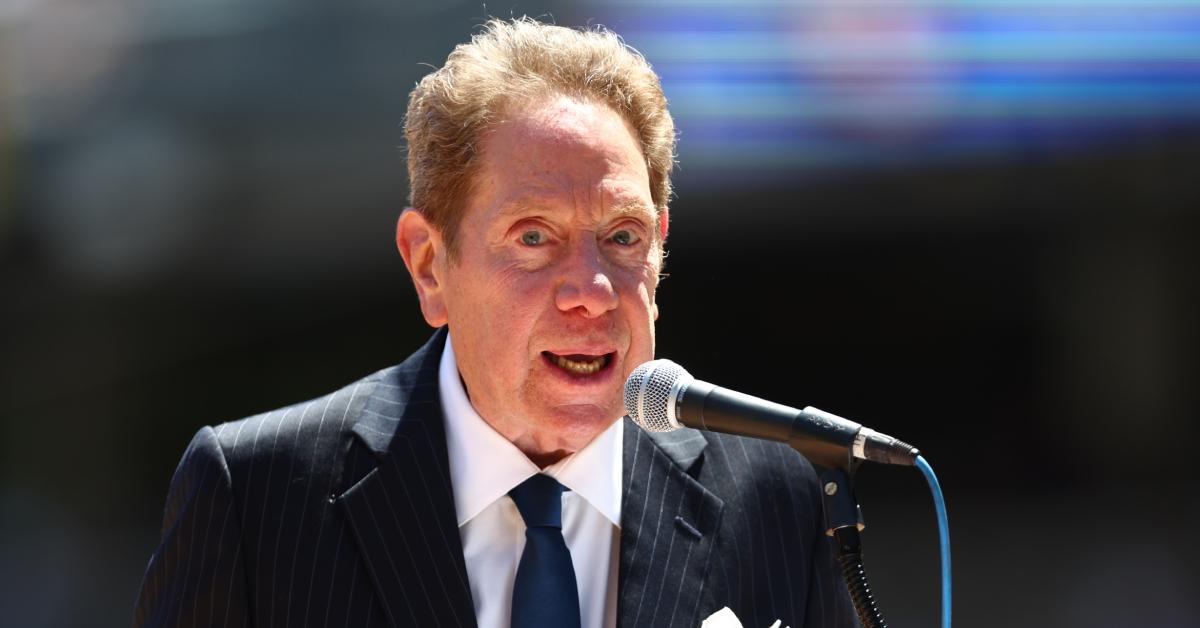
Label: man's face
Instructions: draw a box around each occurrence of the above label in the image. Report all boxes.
[432,94,665,463]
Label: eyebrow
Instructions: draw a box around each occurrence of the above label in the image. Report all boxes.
[494,195,656,219]
[610,199,658,218]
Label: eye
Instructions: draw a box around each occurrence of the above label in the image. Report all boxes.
[520,229,544,246]
[611,229,640,246]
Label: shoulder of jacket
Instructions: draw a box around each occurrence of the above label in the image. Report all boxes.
[207,366,393,462]
[703,431,822,485]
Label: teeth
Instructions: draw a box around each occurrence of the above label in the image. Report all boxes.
[552,354,608,375]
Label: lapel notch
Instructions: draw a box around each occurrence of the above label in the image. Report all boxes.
[336,329,478,628]
[619,421,724,628]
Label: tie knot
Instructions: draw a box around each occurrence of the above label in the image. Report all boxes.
[509,474,566,529]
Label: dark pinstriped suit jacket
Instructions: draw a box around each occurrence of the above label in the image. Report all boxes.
[136,329,859,627]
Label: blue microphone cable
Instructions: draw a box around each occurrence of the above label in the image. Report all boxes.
[914,455,951,628]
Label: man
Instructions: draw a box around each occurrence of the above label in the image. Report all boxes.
[136,18,858,628]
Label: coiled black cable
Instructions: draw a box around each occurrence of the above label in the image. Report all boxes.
[833,526,887,628]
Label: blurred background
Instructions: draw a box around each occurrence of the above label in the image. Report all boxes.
[1,0,1198,625]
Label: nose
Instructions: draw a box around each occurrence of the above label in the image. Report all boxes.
[554,238,619,317]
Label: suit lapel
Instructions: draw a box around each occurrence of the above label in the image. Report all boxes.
[335,329,478,628]
[619,420,724,628]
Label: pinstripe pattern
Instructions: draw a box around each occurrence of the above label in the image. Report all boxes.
[135,335,425,628]
[619,423,860,628]
[136,328,858,627]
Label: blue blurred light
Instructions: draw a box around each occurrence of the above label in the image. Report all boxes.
[586,0,1200,179]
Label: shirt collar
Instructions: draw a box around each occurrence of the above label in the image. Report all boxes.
[439,335,623,528]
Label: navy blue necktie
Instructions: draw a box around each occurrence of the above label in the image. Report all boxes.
[509,474,581,628]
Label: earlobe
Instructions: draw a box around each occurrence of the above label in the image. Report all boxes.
[396,208,448,327]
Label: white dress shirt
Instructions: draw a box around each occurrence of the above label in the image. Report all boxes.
[439,337,622,628]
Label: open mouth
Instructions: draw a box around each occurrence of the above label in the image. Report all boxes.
[543,351,614,376]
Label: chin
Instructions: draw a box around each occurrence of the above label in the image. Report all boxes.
[541,404,622,447]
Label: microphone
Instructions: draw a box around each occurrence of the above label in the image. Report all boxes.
[624,359,919,468]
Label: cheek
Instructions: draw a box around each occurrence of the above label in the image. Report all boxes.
[634,280,654,310]
[634,264,661,309]
[480,270,550,340]
[620,271,661,334]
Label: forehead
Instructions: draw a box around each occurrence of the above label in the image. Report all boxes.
[495,94,641,154]
[468,94,655,222]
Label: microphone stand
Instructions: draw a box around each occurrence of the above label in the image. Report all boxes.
[816,461,888,628]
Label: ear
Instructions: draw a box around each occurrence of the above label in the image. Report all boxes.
[652,207,669,323]
[396,208,448,327]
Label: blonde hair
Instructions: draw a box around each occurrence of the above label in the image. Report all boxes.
[404,17,676,254]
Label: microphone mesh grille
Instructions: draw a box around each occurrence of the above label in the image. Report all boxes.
[624,359,690,432]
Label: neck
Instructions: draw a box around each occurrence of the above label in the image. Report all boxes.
[524,448,572,469]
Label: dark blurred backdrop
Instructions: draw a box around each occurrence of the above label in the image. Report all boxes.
[2,1,1198,626]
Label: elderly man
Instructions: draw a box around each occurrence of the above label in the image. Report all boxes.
[136,18,858,628]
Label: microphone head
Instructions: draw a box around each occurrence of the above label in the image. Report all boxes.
[624,359,693,432]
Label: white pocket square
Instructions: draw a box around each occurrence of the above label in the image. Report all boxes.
[700,606,788,628]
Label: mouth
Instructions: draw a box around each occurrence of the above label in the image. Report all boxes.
[542,351,615,376]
